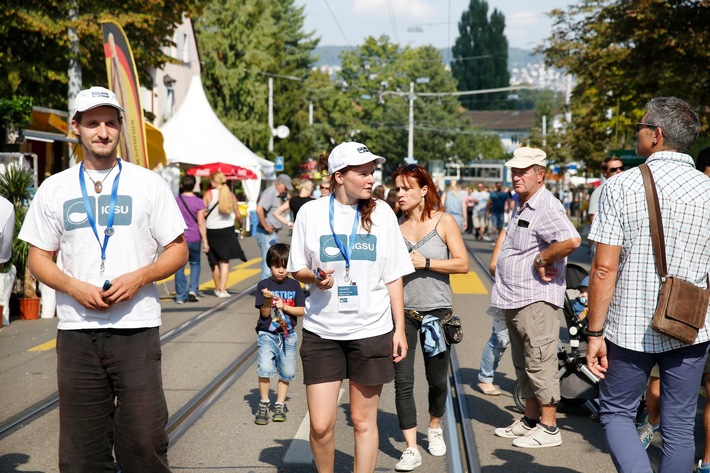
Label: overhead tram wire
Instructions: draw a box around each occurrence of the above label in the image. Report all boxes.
[323,0,351,48]
[386,0,400,44]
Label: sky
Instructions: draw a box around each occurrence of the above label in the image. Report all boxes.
[299,0,572,51]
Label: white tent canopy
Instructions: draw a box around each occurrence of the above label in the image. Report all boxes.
[161,75,273,203]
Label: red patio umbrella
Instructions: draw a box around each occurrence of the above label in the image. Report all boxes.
[186,162,258,180]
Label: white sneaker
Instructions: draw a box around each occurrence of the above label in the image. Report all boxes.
[494,418,533,438]
[512,425,562,448]
[216,290,231,298]
[427,427,446,456]
[395,447,422,471]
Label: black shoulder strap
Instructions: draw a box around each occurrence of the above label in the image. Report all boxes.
[179,194,199,223]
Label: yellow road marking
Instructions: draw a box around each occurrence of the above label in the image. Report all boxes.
[28,339,56,352]
[451,272,488,294]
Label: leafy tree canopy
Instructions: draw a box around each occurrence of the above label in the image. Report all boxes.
[542,0,710,170]
[0,0,204,110]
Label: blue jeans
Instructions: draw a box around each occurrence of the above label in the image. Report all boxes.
[257,331,298,382]
[174,240,202,301]
[255,227,279,280]
[478,315,510,384]
[600,339,709,473]
[57,328,169,473]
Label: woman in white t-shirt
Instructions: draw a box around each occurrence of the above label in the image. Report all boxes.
[288,142,414,473]
[203,172,245,298]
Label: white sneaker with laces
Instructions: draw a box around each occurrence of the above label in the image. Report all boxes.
[427,427,446,456]
[494,418,532,438]
[395,447,422,471]
[512,425,562,448]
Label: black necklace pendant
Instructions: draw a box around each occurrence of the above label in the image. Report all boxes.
[94,181,103,193]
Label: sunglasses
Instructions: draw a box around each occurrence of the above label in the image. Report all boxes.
[398,163,422,172]
[607,166,624,173]
[636,122,658,133]
[320,185,330,190]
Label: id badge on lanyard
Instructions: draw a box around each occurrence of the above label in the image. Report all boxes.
[337,283,359,312]
[329,195,360,311]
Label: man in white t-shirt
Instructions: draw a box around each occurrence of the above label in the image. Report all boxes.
[19,86,187,472]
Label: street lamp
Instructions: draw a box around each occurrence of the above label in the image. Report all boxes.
[268,77,290,153]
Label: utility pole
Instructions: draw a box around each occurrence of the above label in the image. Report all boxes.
[407,81,414,159]
[268,77,274,153]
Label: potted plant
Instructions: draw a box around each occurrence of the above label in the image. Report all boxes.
[0,165,39,320]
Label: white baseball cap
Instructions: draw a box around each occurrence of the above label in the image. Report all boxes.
[327,142,386,174]
[72,86,124,119]
[504,146,547,168]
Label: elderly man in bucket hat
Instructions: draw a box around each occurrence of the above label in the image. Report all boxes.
[490,146,581,448]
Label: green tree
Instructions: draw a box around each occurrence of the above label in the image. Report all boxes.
[543,0,710,170]
[196,0,277,154]
[450,0,511,110]
[195,0,320,173]
[338,37,504,167]
[0,0,204,110]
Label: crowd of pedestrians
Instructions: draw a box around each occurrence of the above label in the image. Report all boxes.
[14,85,710,473]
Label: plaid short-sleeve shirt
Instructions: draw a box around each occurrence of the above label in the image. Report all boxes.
[589,152,710,352]
[491,186,580,310]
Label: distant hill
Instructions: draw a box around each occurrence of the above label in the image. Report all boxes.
[311,46,564,92]
[311,46,543,73]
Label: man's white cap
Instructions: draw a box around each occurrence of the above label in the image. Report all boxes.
[504,146,547,168]
[328,142,386,174]
[72,86,124,119]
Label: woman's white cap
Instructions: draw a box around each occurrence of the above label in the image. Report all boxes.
[328,142,386,174]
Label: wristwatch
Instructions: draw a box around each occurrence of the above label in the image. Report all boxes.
[583,326,605,337]
[534,254,544,267]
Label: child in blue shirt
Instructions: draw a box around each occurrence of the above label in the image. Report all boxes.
[254,243,305,425]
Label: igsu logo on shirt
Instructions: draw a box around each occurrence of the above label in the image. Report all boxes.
[63,195,134,231]
[319,234,377,262]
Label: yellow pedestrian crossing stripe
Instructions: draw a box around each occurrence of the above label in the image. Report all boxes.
[451,272,488,294]
[28,339,56,352]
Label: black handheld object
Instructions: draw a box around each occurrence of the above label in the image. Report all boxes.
[102,280,112,291]
[314,268,327,281]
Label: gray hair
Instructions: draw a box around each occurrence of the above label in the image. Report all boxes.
[644,97,699,153]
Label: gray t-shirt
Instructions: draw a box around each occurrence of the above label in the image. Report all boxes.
[257,184,285,229]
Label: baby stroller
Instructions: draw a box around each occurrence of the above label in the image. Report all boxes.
[513,263,601,417]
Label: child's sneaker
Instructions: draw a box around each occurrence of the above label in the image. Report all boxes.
[637,415,659,450]
[254,400,270,425]
[273,403,287,422]
[695,460,710,473]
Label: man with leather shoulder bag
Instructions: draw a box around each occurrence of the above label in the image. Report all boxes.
[586,97,710,473]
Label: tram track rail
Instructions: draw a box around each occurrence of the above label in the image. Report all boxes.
[440,242,493,473]
[0,284,257,442]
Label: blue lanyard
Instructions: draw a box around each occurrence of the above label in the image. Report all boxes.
[79,159,122,275]
[329,193,359,281]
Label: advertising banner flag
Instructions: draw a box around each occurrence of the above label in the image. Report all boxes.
[101,21,149,168]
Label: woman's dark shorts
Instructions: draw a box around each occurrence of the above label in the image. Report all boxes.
[300,329,394,386]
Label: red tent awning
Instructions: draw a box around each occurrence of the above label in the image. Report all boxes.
[186,162,258,180]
